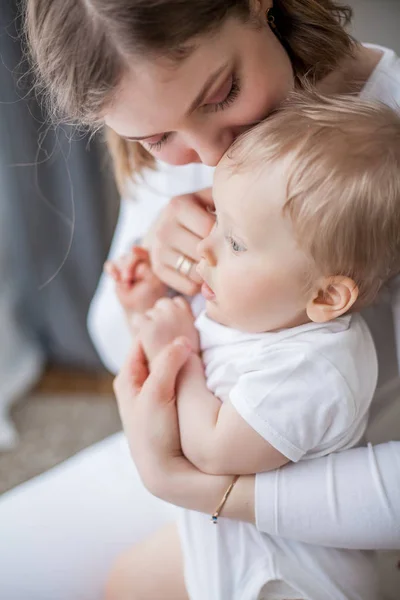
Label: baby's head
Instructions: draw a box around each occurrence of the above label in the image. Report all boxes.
[197,93,400,332]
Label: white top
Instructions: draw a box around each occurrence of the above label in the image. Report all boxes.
[196,311,377,462]
[87,44,400,549]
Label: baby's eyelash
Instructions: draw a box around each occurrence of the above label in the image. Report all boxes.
[227,235,246,253]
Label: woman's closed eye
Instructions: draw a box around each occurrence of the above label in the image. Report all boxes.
[203,75,241,113]
[146,133,171,151]
[145,75,241,152]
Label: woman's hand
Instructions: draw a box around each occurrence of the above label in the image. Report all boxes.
[114,337,256,521]
[143,188,215,296]
[114,337,193,494]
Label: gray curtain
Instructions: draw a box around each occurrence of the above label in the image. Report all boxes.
[0,0,119,370]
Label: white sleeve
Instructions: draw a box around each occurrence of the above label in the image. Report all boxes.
[255,441,400,550]
[87,179,169,374]
[87,162,214,373]
[230,348,354,462]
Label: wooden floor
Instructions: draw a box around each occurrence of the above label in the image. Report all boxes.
[35,366,114,395]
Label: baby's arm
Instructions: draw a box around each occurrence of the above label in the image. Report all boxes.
[177,354,289,475]
[136,297,288,475]
[104,246,167,333]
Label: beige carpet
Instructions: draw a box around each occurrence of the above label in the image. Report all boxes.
[0,392,121,495]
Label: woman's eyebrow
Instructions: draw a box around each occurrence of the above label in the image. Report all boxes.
[124,133,162,142]
[185,61,230,116]
[123,62,230,142]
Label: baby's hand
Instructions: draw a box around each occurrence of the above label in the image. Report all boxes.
[135,297,200,363]
[104,246,167,314]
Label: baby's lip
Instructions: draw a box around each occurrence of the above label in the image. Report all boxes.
[201,280,216,301]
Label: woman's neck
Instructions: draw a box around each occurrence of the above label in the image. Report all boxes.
[317,43,383,96]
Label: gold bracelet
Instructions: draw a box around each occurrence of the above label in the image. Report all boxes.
[211,475,240,524]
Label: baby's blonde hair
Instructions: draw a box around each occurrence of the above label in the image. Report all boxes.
[229,93,400,307]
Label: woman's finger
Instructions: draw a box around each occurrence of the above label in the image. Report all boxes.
[156,247,202,285]
[114,340,149,403]
[175,195,215,239]
[156,265,201,296]
[169,225,202,263]
[194,187,215,210]
[141,337,192,405]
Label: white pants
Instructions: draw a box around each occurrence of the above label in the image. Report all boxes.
[0,432,178,600]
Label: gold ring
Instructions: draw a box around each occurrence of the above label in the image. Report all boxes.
[175,255,193,277]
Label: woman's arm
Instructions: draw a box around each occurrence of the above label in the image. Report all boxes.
[255,441,400,550]
[114,337,400,551]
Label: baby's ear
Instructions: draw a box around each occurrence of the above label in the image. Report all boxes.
[306,276,359,323]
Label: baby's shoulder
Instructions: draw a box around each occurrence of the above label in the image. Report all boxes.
[244,315,378,406]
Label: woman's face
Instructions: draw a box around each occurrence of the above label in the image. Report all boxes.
[104,14,294,167]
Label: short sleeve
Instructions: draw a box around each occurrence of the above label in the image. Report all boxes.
[229,348,356,462]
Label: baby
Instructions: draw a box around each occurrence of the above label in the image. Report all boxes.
[106,94,400,599]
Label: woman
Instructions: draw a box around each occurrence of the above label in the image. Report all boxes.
[0,1,399,598]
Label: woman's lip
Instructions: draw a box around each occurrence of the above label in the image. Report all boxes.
[201,281,216,301]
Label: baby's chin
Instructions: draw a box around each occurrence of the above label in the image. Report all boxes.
[205,300,230,327]
[205,301,253,331]
[205,301,291,333]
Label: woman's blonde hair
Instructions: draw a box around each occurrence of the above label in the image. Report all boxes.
[229,93,400,308]
[24,0,354,191]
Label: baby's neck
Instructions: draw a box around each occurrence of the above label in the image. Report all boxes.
[206,309,311,334]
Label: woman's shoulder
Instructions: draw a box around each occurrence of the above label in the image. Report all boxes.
[361,44,400,107]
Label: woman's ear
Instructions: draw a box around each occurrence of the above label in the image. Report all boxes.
[250,0,273,18]
[306,276,359,323]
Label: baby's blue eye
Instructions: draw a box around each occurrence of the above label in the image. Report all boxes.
[228,236,246,253]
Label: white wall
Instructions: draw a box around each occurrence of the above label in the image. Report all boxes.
[348,0,400,53]
[348,0,400,443]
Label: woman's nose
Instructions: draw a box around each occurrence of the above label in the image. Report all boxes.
[189,129,235,167]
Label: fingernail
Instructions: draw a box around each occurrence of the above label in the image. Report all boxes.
[173,337,192,351]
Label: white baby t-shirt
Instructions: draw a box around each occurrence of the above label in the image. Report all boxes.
[195,310,378,462]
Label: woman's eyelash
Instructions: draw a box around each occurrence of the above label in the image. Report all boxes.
[145,76,241,151]
[146,133,171,151]
[208,76,241,113]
